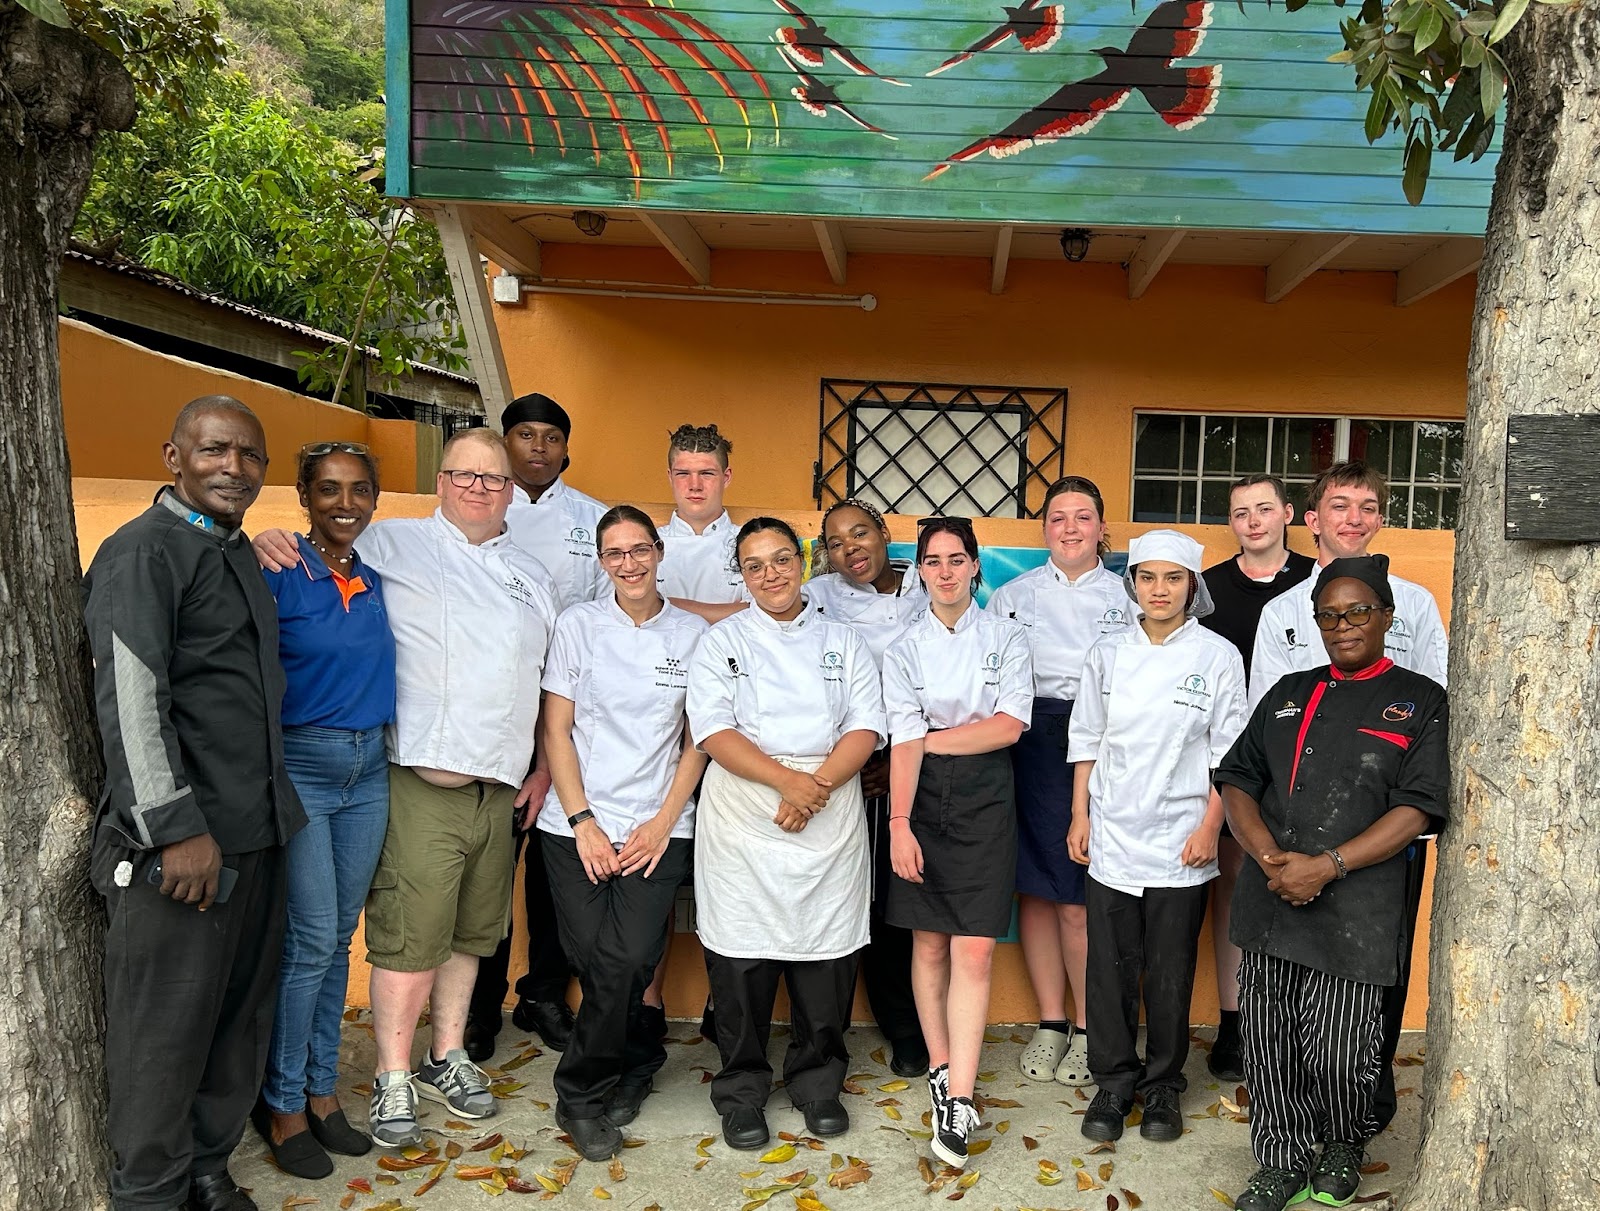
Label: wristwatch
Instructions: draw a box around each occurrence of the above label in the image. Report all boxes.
[567,809,595,828]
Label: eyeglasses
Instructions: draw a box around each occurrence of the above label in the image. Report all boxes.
[1312,603,1389,631]
[740,550,800,578]
[442,469,511,492]
[301,441,370,456]
[599,542,660,567]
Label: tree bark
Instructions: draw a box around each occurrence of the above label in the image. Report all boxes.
[0,6,134,1210]
[1406,6,1600,1209]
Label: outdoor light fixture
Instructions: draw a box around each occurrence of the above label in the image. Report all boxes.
[572,210,608,237]
[1059,228,1092,262]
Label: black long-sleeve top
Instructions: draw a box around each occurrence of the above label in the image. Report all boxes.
[82,488,306,855]
[1214,659,1449,987]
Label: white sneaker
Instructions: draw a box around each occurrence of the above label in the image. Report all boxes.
[1019,1026,1071,1082]
[1054,1028,1092,1087]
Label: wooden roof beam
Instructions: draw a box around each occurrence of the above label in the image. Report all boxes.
[1265,233,1358,303]
[435,203,515,424]
[990,225,1014,295]
[637,211,712,285]
[1127,229,1186,299]
[465,206,542,278]
[814,220,847,285]
[1396,238,1482,307]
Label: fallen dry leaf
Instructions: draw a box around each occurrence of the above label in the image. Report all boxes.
[1089,1141,1116,1155]
[975,1071,996,1083]
[377,1155,428,1172]
[1122,1189,1143,1208]
[917,1157,936,1183]
[869,1046,887,1066]
[591,1188,611,1200]
[338,1197,353,1211]
[1099,1160,1115,1182]
[608,1157,625,1182]
[1352,1194,1392,1205]
[1108,1196,1120,1211]
[760,1143,798,1164]
[966,1139,991,1155]
[693,1159,709,1171]
[345,1179,371,1194]
[621,1139,648,1149]
[983,1097,1022,1109]
[445,1120,472,1130]
[1210,1187,1237,1207]
[1360,1161,1391,1175]
[373,1175,399,1186]
[956,1171,979,1189]
[876,1079,910,1093]
[827,1158,872,1190]
[455,1166,497,1181]
[445,1141,463,1160]
[505,1178,537,1194]
[1023,1135,1039,1151]
[471,1133,505,1152]
[282,1197,318,1210]
[413,1176,440,1197]
[1078,1168,1103,1191]
[533,1173,562,1194]
[995,1120,1010,1134]
[696,1136,716,1157]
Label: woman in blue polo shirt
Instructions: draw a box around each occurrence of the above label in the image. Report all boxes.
[255,443,397,1178]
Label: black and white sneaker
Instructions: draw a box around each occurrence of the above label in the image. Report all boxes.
[930,1094,979,1169]
[927,1063,950,1119]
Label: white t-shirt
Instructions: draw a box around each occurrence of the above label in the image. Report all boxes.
[359,511,557,787]
[985,561,1135,702]
[503,478,609,612]
[1067,618,1247,895]
[536,595,708,841]
[881,601,1034,742]
[657,510,748,604]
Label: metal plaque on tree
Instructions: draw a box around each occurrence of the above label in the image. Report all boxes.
[1505,415,1600,541]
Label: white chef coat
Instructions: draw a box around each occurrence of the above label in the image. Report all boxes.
[1066,617,1246,896]
[985,560,1135,702]
[536,594,708,841]
[1249,571,1448,709]
[687,600,886,962]
[656,510,749,604]
[359,511,557,787]
[805,570,925,667]
[881,601,1034,742]
[504,478,610,611]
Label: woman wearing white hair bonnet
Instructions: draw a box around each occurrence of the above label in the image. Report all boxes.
[1065,529,1245,1144]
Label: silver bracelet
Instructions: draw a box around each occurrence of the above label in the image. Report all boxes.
[1326,847,1348,879]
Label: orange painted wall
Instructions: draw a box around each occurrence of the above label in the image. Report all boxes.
[59,319,437,493]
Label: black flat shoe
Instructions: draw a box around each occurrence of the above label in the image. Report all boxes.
[721,1106,769,1150]
[1139,1086,1183,1143]
[1081,1089,1132,1142]
[191,1171,260,1211]
[888,1036,930,1079]
[464,1015,499,1063]
[796,1096,850,1138]
[512,998,574,1051]
[556,1110,622,1161]
[306,1106,372,1157]
[1207,1031,1246,1082]
[604,1082,652,1127]
[249,1101,332,1180]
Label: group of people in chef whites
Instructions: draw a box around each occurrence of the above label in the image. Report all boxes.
[85,389,1448,1211]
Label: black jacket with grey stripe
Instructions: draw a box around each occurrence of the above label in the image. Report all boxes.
[83,489,306,855]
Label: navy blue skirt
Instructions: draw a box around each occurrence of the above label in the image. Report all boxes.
[1013,697,1088,905]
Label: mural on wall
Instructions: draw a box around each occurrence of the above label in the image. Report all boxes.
[401,0,1495,233]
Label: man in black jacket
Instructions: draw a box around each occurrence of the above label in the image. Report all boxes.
[84,396,306,1211]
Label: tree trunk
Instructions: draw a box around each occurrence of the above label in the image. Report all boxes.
[0,7,134,1210]
[1405,6,1600,1209]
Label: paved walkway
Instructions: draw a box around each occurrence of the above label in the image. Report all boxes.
[233,1016,1423,1210]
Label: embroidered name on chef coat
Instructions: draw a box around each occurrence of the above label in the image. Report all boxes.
[1174,672,1212,711]
[655,655,690,690]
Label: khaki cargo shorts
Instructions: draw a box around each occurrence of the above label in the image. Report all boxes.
[364,764,516,972]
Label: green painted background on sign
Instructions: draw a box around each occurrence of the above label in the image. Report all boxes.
[394,0,1494,235]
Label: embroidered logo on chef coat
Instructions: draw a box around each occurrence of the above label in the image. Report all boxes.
[564,525,593,556]
[983,651,1002,686]
[502,572,540,609]
[1383,701,1416,722]
[654,655,689,689]
[1098,607,1129,633]
[1174,672,1212,711]
[1385,615,1413,652]
[1274,700,1302,720]
[820,649,845,682]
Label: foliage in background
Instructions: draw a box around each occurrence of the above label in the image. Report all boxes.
[1302,0,1558,203]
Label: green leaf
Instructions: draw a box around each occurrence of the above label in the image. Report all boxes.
[1461,34,1486,66]
[1460,9,1496,35]
[1402,137,1433,205]
[1415,7,1445,49]
[1364,88,1392,144]
[1480,51,1507,114]
[1488,0,1531,43]
[17,0,72,26]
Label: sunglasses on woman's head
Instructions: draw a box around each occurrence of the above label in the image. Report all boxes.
[300,441,370,456]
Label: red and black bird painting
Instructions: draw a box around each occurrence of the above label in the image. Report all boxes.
[925,1,1067,77]
[924,0,1221,180]
[788,69,900,138]
[772,0,908,84]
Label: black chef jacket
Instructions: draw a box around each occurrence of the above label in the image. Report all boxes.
[1214,658,1449,987]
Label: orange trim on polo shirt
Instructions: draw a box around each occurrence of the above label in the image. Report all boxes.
[331,571,367,612]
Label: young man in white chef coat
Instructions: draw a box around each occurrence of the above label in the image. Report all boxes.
[1247,460,1447,1131]
[1066,530,1247,1146]
[657,423,749,614]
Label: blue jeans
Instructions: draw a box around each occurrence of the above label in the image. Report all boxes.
[263,725,389,1112]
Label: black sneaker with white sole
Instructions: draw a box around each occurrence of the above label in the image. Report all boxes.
[930,1094,978,1169]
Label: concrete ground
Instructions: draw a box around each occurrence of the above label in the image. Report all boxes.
[233,1016,1424,1211]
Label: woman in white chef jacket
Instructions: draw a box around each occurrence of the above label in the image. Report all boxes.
[884,517,1033,1171]
[686,517,886,1154]
[985,476,1132,1089]
[808,498,929,1078]
[1065,530,1246,1148]
[537,505,709,1162]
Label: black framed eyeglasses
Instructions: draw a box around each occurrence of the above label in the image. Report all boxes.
[442,469,512,492]
[301,441,370,456]
[598,542,661,568]
[1312,604,1389,631]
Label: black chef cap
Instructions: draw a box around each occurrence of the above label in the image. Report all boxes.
[500,392,571,438]
[1313,554,1395,610]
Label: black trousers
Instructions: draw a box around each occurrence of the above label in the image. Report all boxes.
[470,826,572,1025]
[98,841,287,1210]
[542,833,691,1117]
[703,948,858,1113]
[1084,876,1209,1100]
[1239,950,1385,1173]
[1372,839,1428,1131]
[858,788,923,1045]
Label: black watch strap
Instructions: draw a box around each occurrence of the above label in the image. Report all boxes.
[567,809,595,828]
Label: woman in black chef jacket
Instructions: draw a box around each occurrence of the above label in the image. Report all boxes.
[1213,555,1448,1211]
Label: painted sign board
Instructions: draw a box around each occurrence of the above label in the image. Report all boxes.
[392,0,1495,235]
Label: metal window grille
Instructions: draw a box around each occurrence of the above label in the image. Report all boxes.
[1131,411,1464,530]
[815,380,1068,519]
